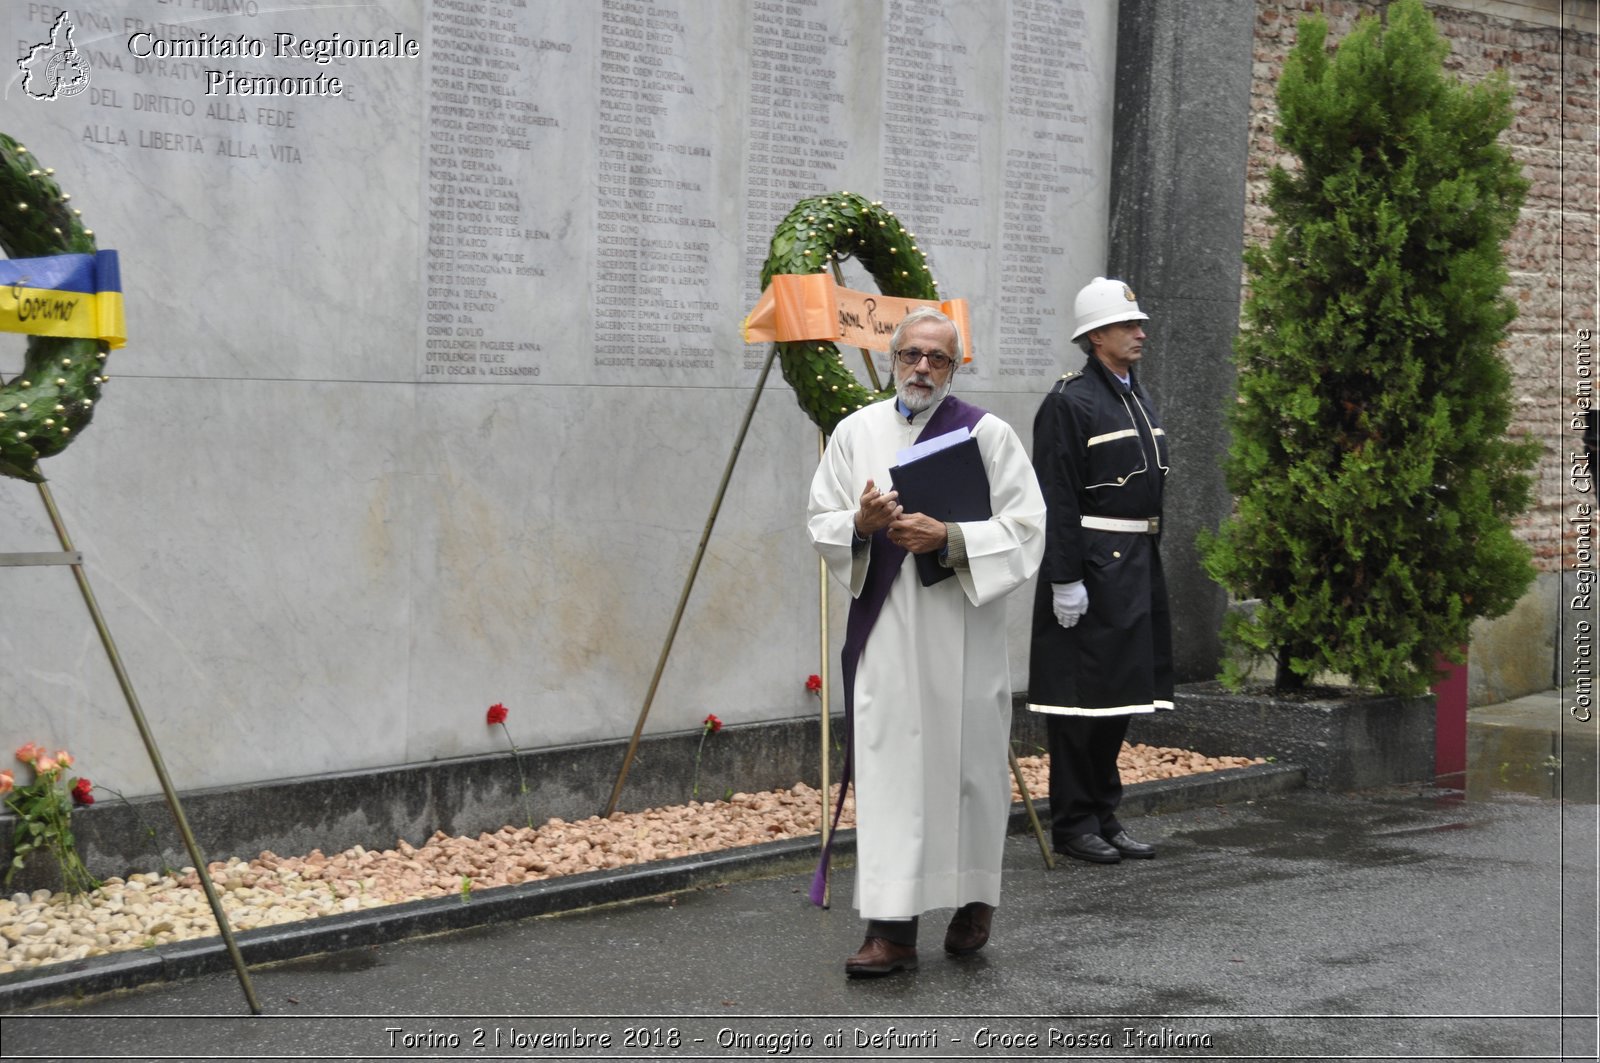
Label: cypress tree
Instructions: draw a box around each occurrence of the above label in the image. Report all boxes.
[1201,0,1538,696]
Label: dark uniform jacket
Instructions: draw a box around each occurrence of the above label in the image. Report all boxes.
[1027,354,1174,715]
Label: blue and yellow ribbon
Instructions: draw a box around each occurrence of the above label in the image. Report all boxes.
[0,250,125,349]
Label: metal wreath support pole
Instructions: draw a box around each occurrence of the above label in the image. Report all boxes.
[602,343,780,819]
[816,431,832,908]
[28,480,263,1014]
[1012,745,1054,870]
[830,258,882,394]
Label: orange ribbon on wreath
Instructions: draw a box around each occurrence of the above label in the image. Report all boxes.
[742,273,972,363]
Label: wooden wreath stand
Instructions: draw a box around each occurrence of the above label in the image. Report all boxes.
[1,459,262,1014]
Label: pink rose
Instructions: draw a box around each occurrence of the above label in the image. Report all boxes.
[14,743,42,766]
[0,770,13,795]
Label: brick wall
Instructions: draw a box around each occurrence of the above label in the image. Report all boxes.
[1247,0,1598,571]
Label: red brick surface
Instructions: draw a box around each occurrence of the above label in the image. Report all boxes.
[1246,1,1598,570]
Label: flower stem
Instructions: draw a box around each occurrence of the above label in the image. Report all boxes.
[96,784,175,877]
[499,722,535,829]
[691,730,709,801]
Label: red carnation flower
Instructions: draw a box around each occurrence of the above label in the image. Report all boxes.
[805,674,822,694]
[691,714,723,800]
[484,703,533,828]
[71,777,94,806]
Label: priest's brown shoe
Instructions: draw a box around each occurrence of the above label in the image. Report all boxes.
[943,902,994,955]
[845,936,918,977]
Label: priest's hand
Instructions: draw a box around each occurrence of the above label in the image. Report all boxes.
[854,479,901,536]
[1052,581,1088,628]
[889,511,948,554]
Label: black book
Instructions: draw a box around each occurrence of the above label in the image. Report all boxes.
[889,435,992,586]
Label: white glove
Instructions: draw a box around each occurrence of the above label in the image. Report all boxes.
[1052,581,1089,628]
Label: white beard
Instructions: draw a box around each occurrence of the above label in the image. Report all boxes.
[897,373,952,412]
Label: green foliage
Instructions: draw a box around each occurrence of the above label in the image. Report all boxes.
[1200,0,1538,695]
[5,748,99,896]
[759,192,939,434]
[0,133,109,482]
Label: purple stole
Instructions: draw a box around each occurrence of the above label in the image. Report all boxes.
[808,394,989,906]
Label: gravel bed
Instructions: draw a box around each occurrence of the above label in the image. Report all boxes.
[0,744,1261,974]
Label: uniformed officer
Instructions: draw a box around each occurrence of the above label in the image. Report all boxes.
[1027,276,1173,864]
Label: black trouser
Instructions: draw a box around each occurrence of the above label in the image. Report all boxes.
[865,916,919,945]
[1046,713,1132,841]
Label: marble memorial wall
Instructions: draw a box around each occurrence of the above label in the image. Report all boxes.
[1,0,1113,793]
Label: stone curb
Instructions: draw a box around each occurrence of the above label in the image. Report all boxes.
[0,762,1304,1013]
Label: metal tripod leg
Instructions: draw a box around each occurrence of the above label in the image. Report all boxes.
[29,481,262,1014]
[816,431,832,908]
[1010,745,1054,869]
[602,344,780,818]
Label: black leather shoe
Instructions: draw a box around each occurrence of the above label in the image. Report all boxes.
[845,936,919,977]
[1058,833,1121,864]
[1104,830,1156,858]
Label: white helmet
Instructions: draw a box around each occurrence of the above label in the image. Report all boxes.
[1071,276,1148,340]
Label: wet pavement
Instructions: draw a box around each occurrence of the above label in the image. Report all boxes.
[0,694,1596,1062]
[1466,689,1598,801]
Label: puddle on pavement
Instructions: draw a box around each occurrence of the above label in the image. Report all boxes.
[1463,720,1597,803]
[1369,820,1474,838]
[271,947,383,974]
[1171,821,1440,867]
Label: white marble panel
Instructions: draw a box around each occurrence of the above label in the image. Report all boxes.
[994,0,1117,383]
[403,378,829,761]
[419,0,589,387]
[3,1,426,383]
[1,0,1116,800]
[0,376,416,793]
[582,0,747,388]
[875,0,1116,396]
[739,0,887,373]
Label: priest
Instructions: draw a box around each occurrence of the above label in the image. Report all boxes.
[807,306,1045,977]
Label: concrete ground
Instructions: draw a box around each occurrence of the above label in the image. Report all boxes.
[0,691,1595,1063]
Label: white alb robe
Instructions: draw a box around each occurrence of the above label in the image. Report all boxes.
[808,397,1045,918]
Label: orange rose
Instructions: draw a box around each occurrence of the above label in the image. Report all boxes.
[55,749,74,768]
[0,770,13,795]
[14,743,42,766]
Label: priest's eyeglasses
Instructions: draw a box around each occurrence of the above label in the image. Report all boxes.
[893,347,954,371]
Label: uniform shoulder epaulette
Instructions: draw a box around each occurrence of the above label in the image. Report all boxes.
[1049,371,1084,394]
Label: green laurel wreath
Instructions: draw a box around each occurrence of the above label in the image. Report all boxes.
[759,192,940,435]
[0,132,109,483]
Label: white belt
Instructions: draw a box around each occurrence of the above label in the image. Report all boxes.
[1081,515,1161,534]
